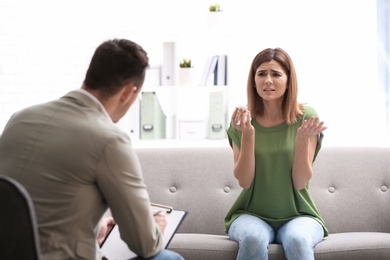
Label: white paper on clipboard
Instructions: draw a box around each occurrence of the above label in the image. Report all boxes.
[100,207,187,260]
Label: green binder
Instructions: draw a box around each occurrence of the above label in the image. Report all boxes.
[140,92,166,139]
[209,91,226,139]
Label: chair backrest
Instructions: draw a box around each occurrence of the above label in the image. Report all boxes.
[0,175,41,260]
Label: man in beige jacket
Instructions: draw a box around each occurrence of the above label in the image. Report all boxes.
[0,39,183,260]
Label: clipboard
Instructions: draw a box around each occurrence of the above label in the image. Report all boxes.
[100,204,187,260]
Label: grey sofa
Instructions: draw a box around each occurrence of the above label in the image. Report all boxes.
[136,145,390,260]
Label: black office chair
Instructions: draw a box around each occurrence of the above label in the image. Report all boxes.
[0,175,41,260]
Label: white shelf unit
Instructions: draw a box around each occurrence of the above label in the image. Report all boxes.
[126,85,229,142]
[114,12,232,147]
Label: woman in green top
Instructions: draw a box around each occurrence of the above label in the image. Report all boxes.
[225,48,328,260]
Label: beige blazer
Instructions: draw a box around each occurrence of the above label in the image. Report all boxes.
[0,91,164,259]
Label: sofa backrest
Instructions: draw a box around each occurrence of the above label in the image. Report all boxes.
[136,146,390,236]
[136,146,240,235]
[311,146,390,234]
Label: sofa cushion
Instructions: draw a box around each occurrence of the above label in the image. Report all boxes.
[168,232,390,260]
[168,234,287,260]
[314,232,390,260]
[168,234,238,260]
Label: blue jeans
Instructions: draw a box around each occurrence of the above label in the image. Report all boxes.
[228,214,324,260]
[130,249,183,260]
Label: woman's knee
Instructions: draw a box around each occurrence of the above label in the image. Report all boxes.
[277,217,324,257]
[282,233,312,249]
[229,215,274,245]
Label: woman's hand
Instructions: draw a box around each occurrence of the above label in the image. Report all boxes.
[231,106,254,135]
[297,116,327,140]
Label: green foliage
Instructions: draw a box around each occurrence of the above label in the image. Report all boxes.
[209,4,222,12]
[179,59,192,68]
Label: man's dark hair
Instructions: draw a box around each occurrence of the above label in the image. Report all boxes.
[83,39,149,97]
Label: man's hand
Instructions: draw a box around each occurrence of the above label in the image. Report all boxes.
[97,216,115,246]
[153,211,167,234]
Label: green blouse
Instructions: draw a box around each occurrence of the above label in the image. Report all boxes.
[224,106,328,236]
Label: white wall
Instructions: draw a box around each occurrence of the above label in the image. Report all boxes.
[0,0,387,147]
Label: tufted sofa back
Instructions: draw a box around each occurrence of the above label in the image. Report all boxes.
[136,146,390,236]
[137,146,239,235]
[311,146,390,234]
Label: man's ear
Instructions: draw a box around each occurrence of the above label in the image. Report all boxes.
[120,84,137,102]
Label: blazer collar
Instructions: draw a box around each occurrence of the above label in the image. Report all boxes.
[62,90,113,123]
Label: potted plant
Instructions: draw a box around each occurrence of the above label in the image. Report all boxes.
[209,4,222,12]
[208,4,222,29]
[179,59,192,68]
[178,59,194,86]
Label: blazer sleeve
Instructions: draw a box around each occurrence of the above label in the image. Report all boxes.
[96,134,164,258]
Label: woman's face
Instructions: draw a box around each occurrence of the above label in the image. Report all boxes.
[254,59,288,102]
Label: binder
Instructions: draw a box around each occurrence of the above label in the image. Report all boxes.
[161,42,176,86]
[100,203,188,260]
[140,92,166,139]
[209,91,226,139]
[214,55,227,86]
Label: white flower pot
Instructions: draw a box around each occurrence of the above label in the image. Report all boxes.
[179,68,194,86]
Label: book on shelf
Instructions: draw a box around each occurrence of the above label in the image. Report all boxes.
[200,55,218,86]
[200,55,228,86]
[214,54,227,86]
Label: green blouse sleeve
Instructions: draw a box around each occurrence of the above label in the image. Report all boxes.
[226,121,242,149]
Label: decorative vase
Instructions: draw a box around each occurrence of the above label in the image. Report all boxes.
[179,68,194,86]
